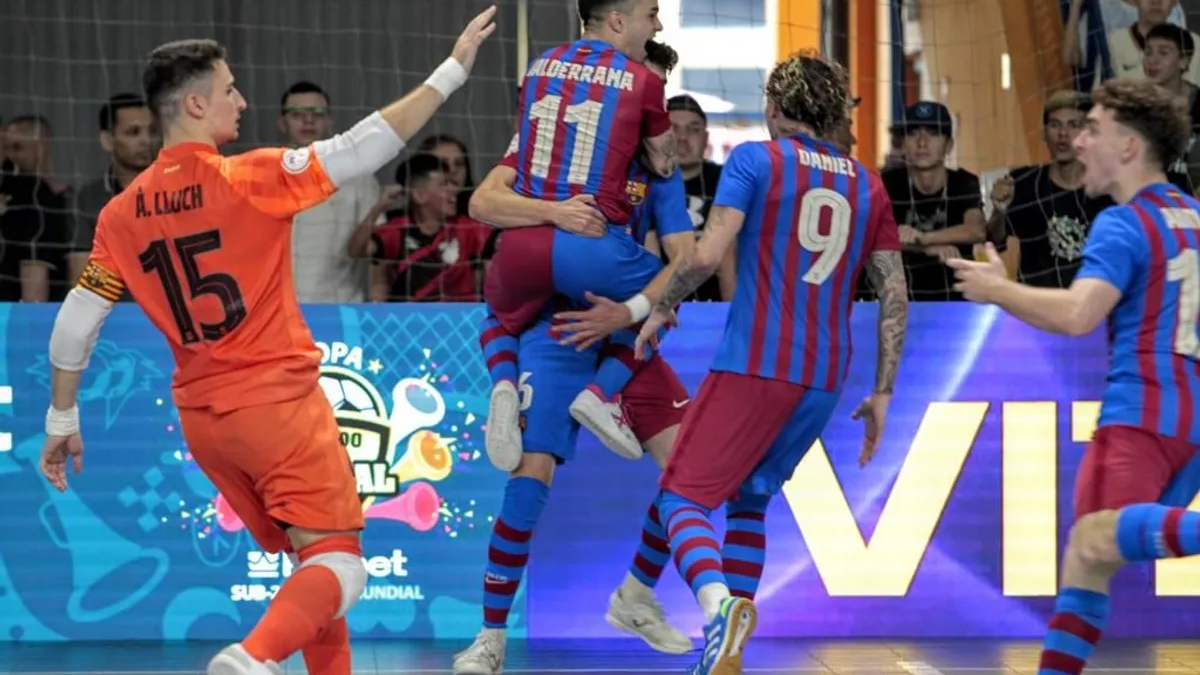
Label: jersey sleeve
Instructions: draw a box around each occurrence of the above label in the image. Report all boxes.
[639,70,671,137]
[498,133,519,170]
[75,210,127,303]
[222,146,337,221]
[867,173,902,253]
[1075,209,1143,293]
[649,170,695,239]
[712,143,761,214]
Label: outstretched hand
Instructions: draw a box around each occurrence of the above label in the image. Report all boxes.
[451,5,498,74]
[552,291,631,350]
[946,242,1007,303]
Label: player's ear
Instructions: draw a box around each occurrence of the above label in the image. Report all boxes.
[98,131,114,154]
[276,115,289,136]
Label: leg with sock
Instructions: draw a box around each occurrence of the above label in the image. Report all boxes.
[722,491,770,600]
[301,619,351,675]
[454,475,550,675]
[606,500,691,654]
[481,308,523,471]
[1038,588,1109,675]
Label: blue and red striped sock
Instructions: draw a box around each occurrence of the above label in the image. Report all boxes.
[628,502,670,588]
[658,490,728,619]
[723,492,769,599]
[479,309,518,388]
[482,476,549,628]
[1116,503,1200,561]
[1037,587,1109,675]
[592,330,647,400]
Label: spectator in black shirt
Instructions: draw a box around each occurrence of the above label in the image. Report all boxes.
[665,94,732,300]
[878,101,988,300]
[0,170,69,301]
[989,91,1113,288]
[1144,23,1200,194]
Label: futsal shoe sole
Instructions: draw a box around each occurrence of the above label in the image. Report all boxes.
[702,597,758,675]
[569,388,643,460]
[485,381,522,472]
[207,644,282,675]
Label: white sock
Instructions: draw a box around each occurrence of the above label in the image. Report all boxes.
[697,582,730,623]
[620,571,653,599]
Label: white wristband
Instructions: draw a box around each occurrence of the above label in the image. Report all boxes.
[424,58,468,99]
[624,294,652,323]
[46,405,80,437]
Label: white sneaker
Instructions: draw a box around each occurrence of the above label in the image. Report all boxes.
[570,385,643,460]
[452,628,507,675]
[206,644,283,675]
[486,381,522,472]
[605,587,693,655]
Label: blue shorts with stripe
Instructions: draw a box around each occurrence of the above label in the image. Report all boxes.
[552,227,662,303]
[660,371,842,509]
[516,317,600,465]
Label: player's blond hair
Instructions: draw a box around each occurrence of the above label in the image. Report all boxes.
[764,50,851,137]
[1091,79,1191,171]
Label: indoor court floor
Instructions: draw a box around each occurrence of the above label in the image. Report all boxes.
[4,639,1200,674]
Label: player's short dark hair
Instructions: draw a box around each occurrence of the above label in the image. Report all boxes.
[142,39,227,123]
[764,50,851,137]
[578,0,635,26]
[1091,78,1191,171]
[280,80,330,112]
[99,93,148,132]
[1147,23,1195,61]
[395,153,449,188]
[644,40,679,74]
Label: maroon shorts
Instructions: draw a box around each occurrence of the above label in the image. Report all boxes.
[622,353,689,443]
[484,227,555,334]
[1074,424,1198,518]
[660,371,839,509]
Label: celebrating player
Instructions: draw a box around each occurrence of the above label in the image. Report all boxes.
[35,10,496,675]
[474,0,677,469]
[631,52,909,675]
[475,39,690,466]
[947,80,1200,675]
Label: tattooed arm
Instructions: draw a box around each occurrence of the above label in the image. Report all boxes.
[653,205,746,311]
[642,130,678,178]
[864,250,908,394]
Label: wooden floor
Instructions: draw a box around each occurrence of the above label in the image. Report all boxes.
[4,638,1200,673]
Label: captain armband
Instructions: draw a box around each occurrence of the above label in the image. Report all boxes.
[49,286,114,371]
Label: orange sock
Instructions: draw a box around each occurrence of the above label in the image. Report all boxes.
[242,535,360,665]
[302,618,351,675]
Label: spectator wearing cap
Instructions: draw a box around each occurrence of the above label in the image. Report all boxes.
[988,91,1113,289]
[878,101,988,301]
[70,93,157,289]
[1144,23,1200,193]
[666,94,729,301]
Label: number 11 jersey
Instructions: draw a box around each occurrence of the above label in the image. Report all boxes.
[79,141,337,413]
[514,38,670,225]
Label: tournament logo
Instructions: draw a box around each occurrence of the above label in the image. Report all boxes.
[315,341,451,510]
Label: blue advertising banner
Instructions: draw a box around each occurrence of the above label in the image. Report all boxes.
[0,302,1198,642]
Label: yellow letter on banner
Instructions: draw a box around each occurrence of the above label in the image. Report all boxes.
[780,402,987,596]
[1001,402,1059,596]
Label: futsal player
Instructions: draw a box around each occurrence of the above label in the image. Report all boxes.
[947,79,1200,675]
[35,11,497,675]
[631,52,910,675]
[475,0,678,469]
[475,39,691,468]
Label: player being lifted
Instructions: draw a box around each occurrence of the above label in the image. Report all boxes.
[477,0,678,471]
[35,9,497,675]
[471,41,696,656]
[630,52,909,675]
[948,80,1200,675]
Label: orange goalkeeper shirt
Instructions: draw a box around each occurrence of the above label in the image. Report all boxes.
[79,142,337,413]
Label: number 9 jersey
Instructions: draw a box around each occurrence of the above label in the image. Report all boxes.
[78,142,337,414]
[712,133,900,392]
[513,38,670,225]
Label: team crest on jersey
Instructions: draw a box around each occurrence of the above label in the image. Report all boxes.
[281,147,312,174]
[626,179,647,206]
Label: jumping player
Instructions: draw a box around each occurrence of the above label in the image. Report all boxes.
[35,11,496,675]
[631,52,909,675]
[947,79,1200,675]
[477,0,677,467]
[475,39,690,468]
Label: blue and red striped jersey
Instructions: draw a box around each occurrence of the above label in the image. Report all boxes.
[512,38,670,226]
[1076,182,1200,444]
[709,134,900,391]
[626,166,694,247]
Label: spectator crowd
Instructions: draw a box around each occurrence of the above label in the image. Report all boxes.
[1,0,1197,304]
